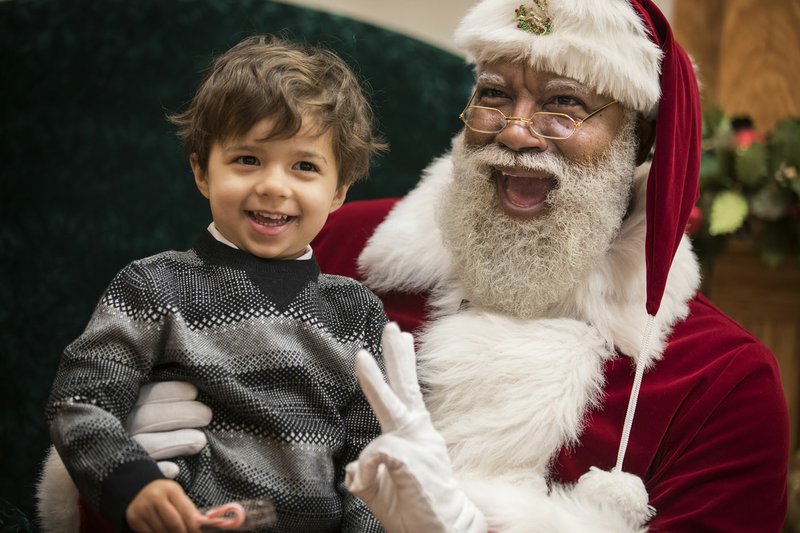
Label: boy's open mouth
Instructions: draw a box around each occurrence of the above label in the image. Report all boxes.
[247,211,294,226]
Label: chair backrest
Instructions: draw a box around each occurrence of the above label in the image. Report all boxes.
[0,0,473,526]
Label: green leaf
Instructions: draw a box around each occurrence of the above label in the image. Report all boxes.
[735,142,768,187]
[702,106,725,138]
[775,164,800,196]
[709,191,749,235]
[770,118,800,171]
[699,152,724,188]
[713,114,733,145]
[750,181,793,220]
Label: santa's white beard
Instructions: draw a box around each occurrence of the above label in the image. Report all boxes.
[439,118,639,319]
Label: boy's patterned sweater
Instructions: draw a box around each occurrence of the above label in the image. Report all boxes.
[46,230,387,532]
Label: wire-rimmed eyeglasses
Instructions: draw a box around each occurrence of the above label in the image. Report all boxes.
[459,97,619,140]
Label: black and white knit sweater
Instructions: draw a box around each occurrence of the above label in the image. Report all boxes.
[46,230,387,532]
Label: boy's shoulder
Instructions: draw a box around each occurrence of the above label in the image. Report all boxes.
[108,248,202,291]
[123,247,201,273]
[318,272,373,290]
[318,273,384,306]
[319,272,377,298]
[133,247,199,265]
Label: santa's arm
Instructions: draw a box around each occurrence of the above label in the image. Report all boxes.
[644,346,788,531]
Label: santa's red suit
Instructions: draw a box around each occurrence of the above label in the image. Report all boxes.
[313,0,789,527]
[312,156,789,532]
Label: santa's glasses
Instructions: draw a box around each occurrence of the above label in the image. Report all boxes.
[459,95,618,140]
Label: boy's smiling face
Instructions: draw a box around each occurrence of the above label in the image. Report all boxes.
[192,117,347,260]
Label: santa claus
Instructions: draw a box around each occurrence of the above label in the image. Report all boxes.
[38,0,789,531]
[311,0,789,530]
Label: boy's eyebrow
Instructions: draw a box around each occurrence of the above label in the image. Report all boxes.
[223,143,329,164]
[223,142,259,153]
[295,150,329,164]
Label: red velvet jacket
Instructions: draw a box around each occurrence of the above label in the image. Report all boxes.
[313,198,789,532]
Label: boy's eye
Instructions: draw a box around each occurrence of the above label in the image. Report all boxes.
[294,161,319,173]
[235,155,260,166]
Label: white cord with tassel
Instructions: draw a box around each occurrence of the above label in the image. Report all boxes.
[572,314,657,529]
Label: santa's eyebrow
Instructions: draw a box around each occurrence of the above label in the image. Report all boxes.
[475,72,507,86]
[543,78,592,93]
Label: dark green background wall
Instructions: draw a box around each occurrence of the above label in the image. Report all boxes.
[0,0,473,528]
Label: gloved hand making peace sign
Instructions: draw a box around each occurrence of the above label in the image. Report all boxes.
[345,322,487,533]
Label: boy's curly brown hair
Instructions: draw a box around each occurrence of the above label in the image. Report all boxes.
[170,34,387,187]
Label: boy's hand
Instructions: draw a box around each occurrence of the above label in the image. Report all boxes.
[126,479,201,533]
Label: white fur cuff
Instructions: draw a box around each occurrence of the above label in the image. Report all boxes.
[36,446,80,533]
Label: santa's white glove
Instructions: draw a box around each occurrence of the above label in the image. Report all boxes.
[345,323,487,533]
[125,381,212,479]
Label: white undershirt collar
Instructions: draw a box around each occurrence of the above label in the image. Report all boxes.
[206,222,312,260]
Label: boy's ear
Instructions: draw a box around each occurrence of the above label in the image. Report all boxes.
[635,114,657,166]
[329,185,349,213]
[190,153,210,199]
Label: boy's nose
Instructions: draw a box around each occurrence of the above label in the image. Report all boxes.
[254,171,291,197]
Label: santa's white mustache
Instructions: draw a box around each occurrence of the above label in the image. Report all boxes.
[461,143,577,179]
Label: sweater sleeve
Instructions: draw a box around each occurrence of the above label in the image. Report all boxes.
[45,263,168,530]
[338,290,388,533]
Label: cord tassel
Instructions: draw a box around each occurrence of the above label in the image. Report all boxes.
[615,314,656,471]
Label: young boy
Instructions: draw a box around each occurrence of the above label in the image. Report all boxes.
[46,35,388,532]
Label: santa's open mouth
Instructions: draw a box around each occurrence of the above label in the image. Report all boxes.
[493,167,557,217]
[247,211,295,226]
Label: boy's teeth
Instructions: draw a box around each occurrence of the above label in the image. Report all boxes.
[250,211,292,226]
[253,212,288,221]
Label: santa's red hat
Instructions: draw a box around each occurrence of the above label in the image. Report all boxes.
[454,0,702,317]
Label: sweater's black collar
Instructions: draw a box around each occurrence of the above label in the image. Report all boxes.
[193,230,320,307]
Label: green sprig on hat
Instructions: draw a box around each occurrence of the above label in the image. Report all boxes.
[515,2,553,35]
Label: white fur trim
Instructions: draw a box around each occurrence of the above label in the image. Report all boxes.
[454,0,663,116]
[459,477,648,532]
[36,446,80,533]
[418,310,656,530]
[358,153,454,293]
[418,313,613,481]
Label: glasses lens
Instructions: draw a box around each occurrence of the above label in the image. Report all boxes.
[532,113,575,139]
[462,107,505,133]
